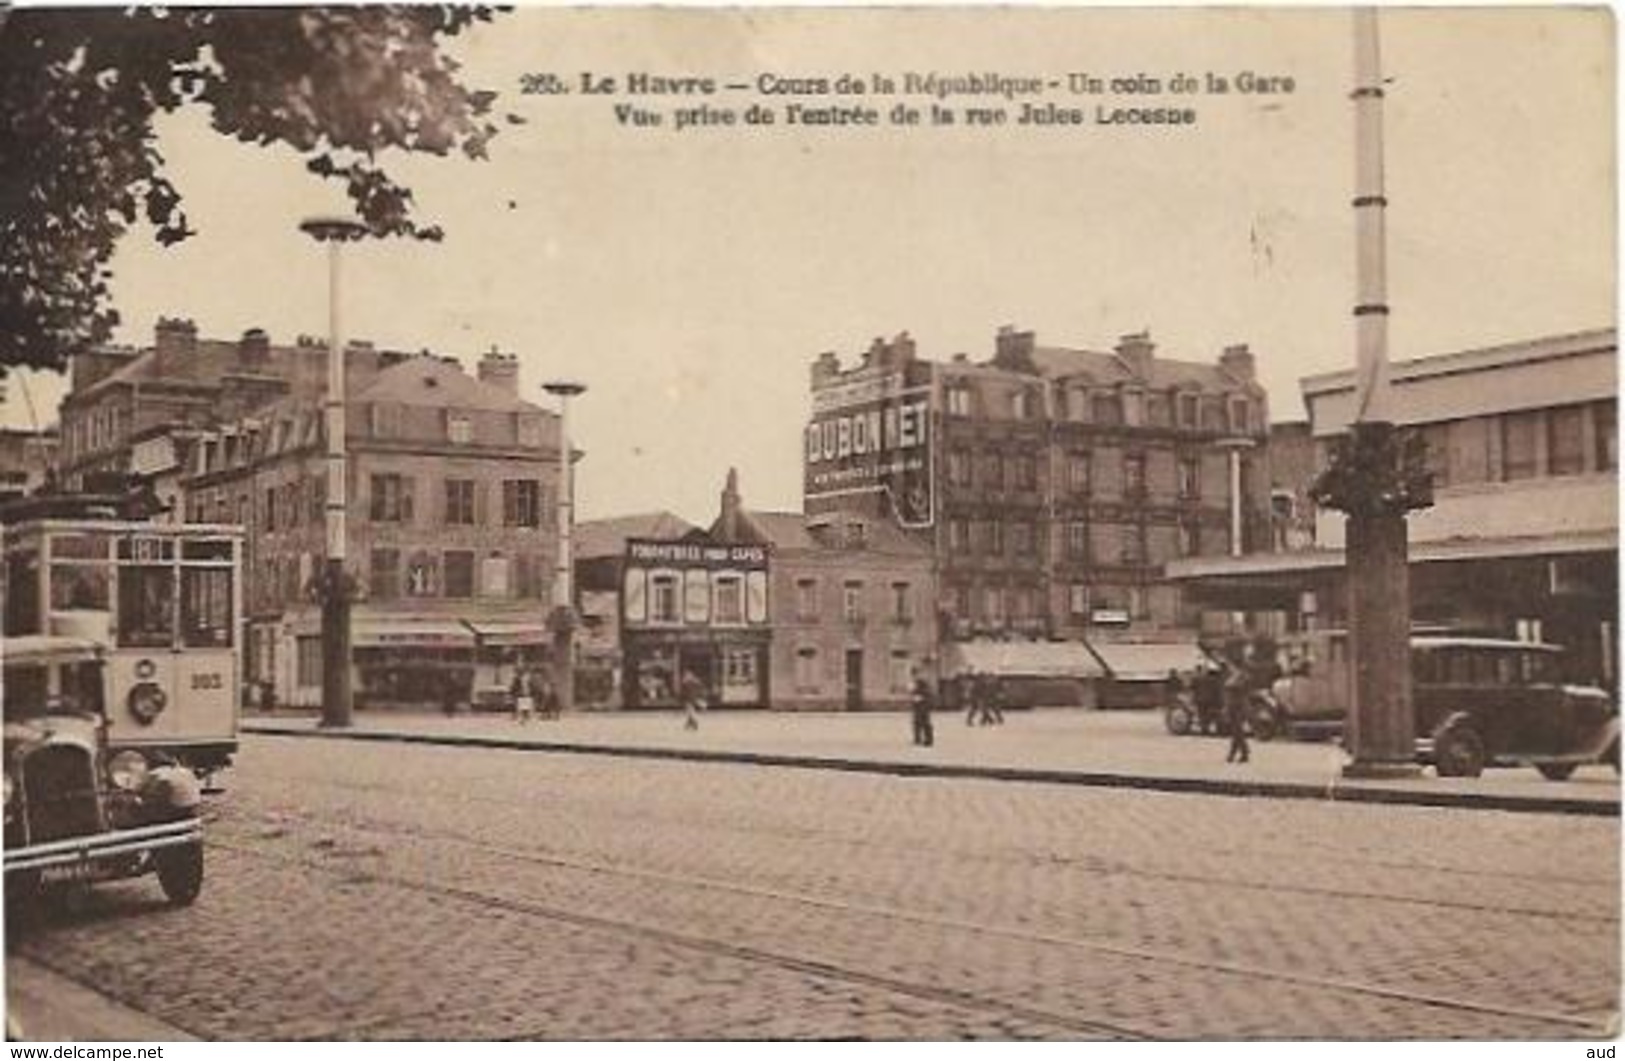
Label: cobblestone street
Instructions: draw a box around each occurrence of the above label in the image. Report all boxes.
[9,734,1621,1040]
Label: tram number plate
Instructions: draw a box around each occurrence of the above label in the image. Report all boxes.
[190,672,223,691]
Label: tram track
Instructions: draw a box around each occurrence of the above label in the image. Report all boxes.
[213,808,1615,1039]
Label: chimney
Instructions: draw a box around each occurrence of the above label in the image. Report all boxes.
[718,467,742,540]
[477,347,520,396]
[1115,331,1155,380]
[238,328,271,368]
[993,325,1037,372]
[153,317,199,379]
[1219,342,1256,383]
[811,351,841,388]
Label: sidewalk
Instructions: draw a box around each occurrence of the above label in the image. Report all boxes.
[242,707,1621,816]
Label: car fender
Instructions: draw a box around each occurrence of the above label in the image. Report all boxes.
[1430,711,1477,740]
[145,764,202,812]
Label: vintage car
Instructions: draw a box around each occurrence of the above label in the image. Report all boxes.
[1262,631,1621,778]
[4,635,205,908]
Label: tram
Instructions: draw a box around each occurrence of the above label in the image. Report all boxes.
[2,494,244,774]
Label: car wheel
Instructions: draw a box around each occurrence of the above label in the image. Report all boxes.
[156,842,204,907]
[1434,725,1486,778]
[1165,703,1194,736]
[1536,762,1578,782]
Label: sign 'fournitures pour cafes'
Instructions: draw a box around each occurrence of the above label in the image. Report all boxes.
[804,370,934,528]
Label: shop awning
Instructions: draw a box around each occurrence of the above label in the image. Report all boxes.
[351,620,476,649]
[1091,641,1209,682]
[463,620,551,647]
[945,640,1105,679]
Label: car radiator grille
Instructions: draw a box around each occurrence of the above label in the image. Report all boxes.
[21,745,103,844]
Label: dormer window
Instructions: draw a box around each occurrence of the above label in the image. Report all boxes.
[447,412,473,445]
[946,383,973,417]
[847,521,868,549]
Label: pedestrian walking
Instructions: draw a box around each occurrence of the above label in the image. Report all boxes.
[982,676,1006,726]
[910,669,936,747]
[680,670,707,731]
[537,672,560,720]
[511,668,536,724]
[1222,641,1251,763]
[965,669,985,727]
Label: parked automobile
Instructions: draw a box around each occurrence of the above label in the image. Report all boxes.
[4,636,206,910]
[1264,631,1620,778]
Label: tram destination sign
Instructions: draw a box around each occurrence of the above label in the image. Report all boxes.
[804,372,934,528]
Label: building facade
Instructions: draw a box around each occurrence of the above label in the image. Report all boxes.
[804,326,1273,642]
[0,428,58,505]
[1169,328,1618,687]
[58,320,565,709]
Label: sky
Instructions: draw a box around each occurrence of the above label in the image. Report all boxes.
[2,6,1614,524]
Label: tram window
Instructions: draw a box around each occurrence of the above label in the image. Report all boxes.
[181,567,233,647]
[2,665,48,719]
[61,661,106,715]
[4,547,41,636]
[181,540,234,562]
[118,566,175,648]
[49,563,110,611]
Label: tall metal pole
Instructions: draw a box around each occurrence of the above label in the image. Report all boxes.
[1319,9,1427,777]
[544,380,586,712]
[301,216,366,729]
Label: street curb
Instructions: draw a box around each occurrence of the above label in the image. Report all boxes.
[242,723,1620,817]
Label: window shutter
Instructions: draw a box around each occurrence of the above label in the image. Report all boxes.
[401,476,415,523]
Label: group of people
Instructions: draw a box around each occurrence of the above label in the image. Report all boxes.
[1169,635,1284,764]
[509,668,561,723]
[908,667,1011,747]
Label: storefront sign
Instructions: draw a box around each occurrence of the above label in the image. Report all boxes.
[804,374,933,527]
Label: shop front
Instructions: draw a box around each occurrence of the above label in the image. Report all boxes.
[623,628,770,709]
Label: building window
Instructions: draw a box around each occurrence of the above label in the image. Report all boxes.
[795,647,820,691]
[1178,392,1199,428]
[446,413,473,445]
[1128,585,1150,620]
[1014,455,1037,491]
[1123,453,1147,497]
[503,479,541,527]
[1066,388,1089,422]
[443,550,475,598]
[1596,401,1617,471]
[846,521,868,549]
[650,573,680,623]
[891,582,912,622]
[1501,411,1540,481]
[406,554,437,597]
[1178,522,1200,557]
[982,452,1005,491]
[1418,424,1451,489]
[714,574,744,625]
[983,586,1005,624]
[371,473,411,523]
[1011,521,1036,557]
[948,519,970,553]
[1146,393,1172,427]
[370,402,401,439]
[843,580,864,622]
[308,477,324,523]
[1229,398,1251,433]
[370,548,400,601]
[795,578,819,620]
[296,636,322,688]
[264,487,277,532]
[1066,520,1089,561]
[1092,393,1123,426]
[952,584,972,617]
[1120,526,1147,565]
[1548,405,1586,477]
[948,449,972,486]
[445,479,477,525]
[1068,453,1091,494]
[1068,582,1091,618]
[481,554,510,598]
[1011,389,1034,419]
[988,520,1005,556]
[947,384,973,417]
[1178,455,1201,499]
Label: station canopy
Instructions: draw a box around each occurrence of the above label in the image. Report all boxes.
[944,640,1104,679]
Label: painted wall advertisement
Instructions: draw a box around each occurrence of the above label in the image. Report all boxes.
[803,371,934,527]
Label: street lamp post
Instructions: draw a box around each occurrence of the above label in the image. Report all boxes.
[1310,10,1433,777]
[543,380,586,713]
[300,215,367,729]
